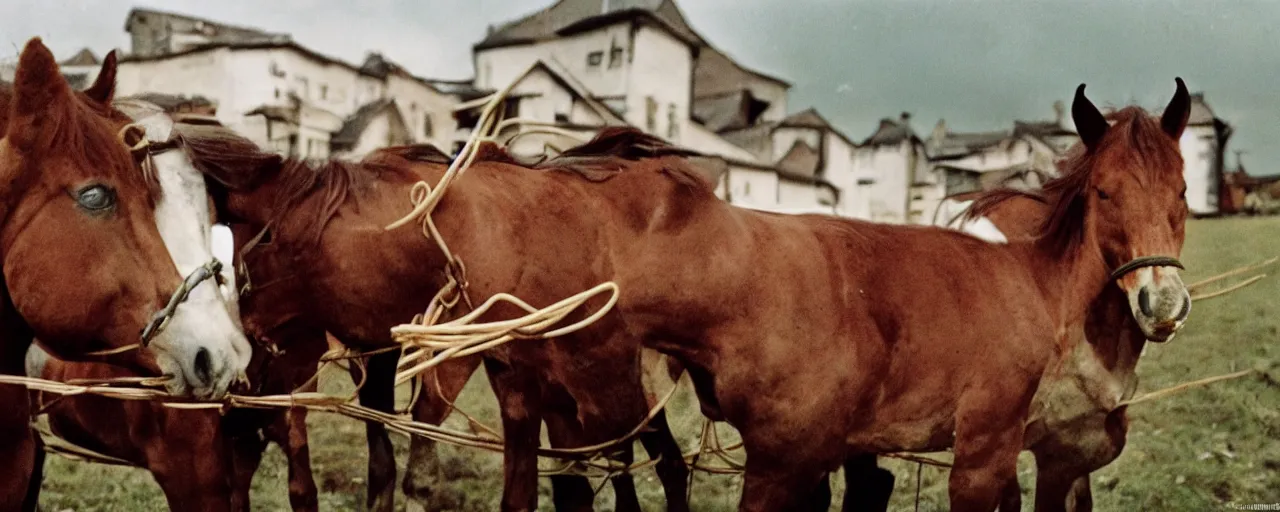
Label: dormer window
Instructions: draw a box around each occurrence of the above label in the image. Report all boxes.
[587,51,603,68]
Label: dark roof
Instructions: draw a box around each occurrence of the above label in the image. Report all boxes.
[245,104,299,124]
[61,72,90,90]
[775,140,821,177]
[123,7,289,42]
[423,79,490,101]
[691,89,770,132]
[777,108,858,148]
[928,129,1011,159]
[121,41,364,76]
[124,92,216,112]
[332,99,404,150]
[863,117,922,147]
[475,0,703,51]
[60,48,99,67]
[692,45,790,93]
[1013,120,1074,138]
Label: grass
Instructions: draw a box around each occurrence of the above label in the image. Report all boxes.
[34,216,1280,511]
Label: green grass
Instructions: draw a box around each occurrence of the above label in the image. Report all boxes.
[35,216,1280,511]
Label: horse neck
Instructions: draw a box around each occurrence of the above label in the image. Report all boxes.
[1016,226,1112,338]
[1082,289,1149,392]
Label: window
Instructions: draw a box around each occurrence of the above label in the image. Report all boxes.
[423,114,433,138]
[273,88,280,99]
[268,61,285,78]
[666,103,678,140]
[296,77,309,99]
[319,84,328,101]
[608,40,624,68]
[587,51,604,68]
[645,96,657,133]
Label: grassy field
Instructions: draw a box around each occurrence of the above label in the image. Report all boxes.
[34,216,1280,511]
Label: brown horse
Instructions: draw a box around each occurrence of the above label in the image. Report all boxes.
[177,122,695,511]
[836,88,1196,512]
[14,92,318,510]
[184,79,1188,511]
[0,38,253,509]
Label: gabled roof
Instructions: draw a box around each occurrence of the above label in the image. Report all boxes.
[776,140,821,177]
[777,108,858,148]
[475,0,703,51]
[1013,119,1074,138]
[125,92,216,113]
[332,99,405,149]
[693,45,790,92]
[455,59,626,127]
[60,48,99,67]
[928,129,1011,159]
[120,40,366,76]
[863,117,922,147]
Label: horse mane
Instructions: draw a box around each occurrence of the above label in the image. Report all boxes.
[0,79,156,196]
[174,122,446,246]
[534,127,712,190]
[964,106,1181,252]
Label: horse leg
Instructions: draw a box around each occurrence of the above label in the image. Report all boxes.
[840,453,894,512]
[997,476,1022,512]
[1065,475,1093,512]
[1030,451,1091,512]
[149,411,236,512]
[949,406,1026,512]
[226,412,268,512]
[486,357,544,512]
[738,463,827,512]
[356,351,398,512]
[21,424,44,512]
[540,390,598,512]
[403,355,482,512]
[263,406,319,512]
[637,409,690,512]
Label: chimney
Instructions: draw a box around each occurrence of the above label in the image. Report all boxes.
[931,119,947,143]
[1052,100,1065,124]
[900,112,911,125]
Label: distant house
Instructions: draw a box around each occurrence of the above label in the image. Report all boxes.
[123,7,291,59]
[116,10,464,160]
[1,48,105,91]
[1172,94,1233,216]
[851,113,928,224]
[472,0,838,214]
[917,117,1062,225]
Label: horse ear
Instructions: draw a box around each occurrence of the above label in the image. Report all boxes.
[1160,77,1191,141]
[6,38,73,153]
[83,50,118,105]
[1072,83,1109,152]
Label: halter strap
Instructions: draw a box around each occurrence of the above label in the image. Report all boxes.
[1109,255,1185,281]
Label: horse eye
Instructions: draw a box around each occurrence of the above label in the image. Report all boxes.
[1096,188,1111,200]
[76,185,116,212]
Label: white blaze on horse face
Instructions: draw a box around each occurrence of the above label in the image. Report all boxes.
[122,106,252,399]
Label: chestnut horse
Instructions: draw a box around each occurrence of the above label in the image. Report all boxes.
[20,101,323,510]
[174,122,695,511]
[835,108,1195,512]
[0,39,253,509]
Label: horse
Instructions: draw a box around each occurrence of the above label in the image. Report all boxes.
[171,120,696,512]
[19,98,322,511]
[0,38,253,509]
[835,120,1194,512]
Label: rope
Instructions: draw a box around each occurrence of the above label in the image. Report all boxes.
[1116,369,1256,408]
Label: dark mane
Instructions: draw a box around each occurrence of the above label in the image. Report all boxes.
[173,122,422,246]
[964,106,1181,252]
[535,127,712,190]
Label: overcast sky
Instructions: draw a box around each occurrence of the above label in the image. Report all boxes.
[2,0,1274,174]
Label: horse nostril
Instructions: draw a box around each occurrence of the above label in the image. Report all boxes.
[1138,287,1153,317]
[1175,294,1191,321]
[193,347,213,386]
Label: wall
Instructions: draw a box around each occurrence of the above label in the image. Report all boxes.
[777,180,822,211]
[821,131,858,214]
[725,166,779,211]
[385,73,458,149]
[627,25,693,142]
[1180,125,1219,215]
[474,23,632,97]
[117,49,236,124]
[685,122,760,162]
[344,112,396,159]
[851,141,915,223]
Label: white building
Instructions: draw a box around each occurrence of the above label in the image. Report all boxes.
[850,114,929,224]
[1159,93,1233,216]
[115,8,468,161]
[471,0,841,215]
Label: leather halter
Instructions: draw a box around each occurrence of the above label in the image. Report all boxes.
[1109,255,1185,281]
